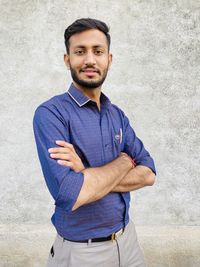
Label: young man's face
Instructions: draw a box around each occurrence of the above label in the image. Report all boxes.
[64,29,112,90]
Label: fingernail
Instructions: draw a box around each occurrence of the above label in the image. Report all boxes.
[57,160,62,164]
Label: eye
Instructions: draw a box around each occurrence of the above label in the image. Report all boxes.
[75,50,85,55]
[94,50,104,55]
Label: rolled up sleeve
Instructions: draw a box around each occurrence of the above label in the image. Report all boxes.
[33,105,84,212]
[123,114,156,175]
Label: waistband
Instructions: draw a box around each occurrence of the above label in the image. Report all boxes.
[63,227,125,243]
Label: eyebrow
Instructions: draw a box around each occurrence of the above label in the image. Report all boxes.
[74,45,106,49]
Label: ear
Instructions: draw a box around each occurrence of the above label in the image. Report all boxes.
[64,54,70,69]
[108,53,113,69]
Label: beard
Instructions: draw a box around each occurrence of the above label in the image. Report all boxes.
[69,64,109,89]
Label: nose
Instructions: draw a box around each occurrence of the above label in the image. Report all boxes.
[84,51,96,65]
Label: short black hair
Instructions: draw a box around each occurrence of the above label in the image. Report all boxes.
[64,18,111,54]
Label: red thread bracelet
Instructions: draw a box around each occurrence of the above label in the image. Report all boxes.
[128,156,136,168]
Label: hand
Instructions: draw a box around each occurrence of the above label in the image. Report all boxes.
[120,152,136,169]
[48,140,85,172]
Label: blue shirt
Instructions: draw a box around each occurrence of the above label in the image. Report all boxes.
[33,83,156,240]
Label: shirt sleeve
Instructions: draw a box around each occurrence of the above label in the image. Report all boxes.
[33,105,84,212]
[122,113,156,175]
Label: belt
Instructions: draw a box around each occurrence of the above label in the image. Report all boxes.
[64,227,125,243]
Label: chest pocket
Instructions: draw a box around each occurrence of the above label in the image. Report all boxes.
[104,127,125,162]
[101,106,126,162]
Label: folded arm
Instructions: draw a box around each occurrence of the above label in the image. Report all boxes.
[49,141,155,200]
[48,142,134,210]
[111,165,155,192]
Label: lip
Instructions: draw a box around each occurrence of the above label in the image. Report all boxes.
[81,69,99,77]
[81,68,99,73]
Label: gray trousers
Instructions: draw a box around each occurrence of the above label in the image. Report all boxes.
[46,220,146,267]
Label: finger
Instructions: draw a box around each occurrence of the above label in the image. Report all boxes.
[57,160,74,168]
[48,147,71,154]
[55,140,75,152]
[50,153,71,160]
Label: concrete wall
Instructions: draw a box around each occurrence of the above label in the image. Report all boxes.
[0,0,199,266]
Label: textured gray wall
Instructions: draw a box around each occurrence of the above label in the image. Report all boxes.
[0,0,200,266]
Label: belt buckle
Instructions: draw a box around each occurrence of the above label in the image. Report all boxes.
[111,233,116,242]
[111,228,124,242]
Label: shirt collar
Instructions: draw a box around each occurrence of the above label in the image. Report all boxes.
[67,83,111,109]
[67,83,90,107]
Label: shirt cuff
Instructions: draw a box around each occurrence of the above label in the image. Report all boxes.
[55,171,84,212]
[136,157,156,175]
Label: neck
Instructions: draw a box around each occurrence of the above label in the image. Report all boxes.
[73,82,101,109]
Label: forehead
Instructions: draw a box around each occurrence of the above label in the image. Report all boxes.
[68,29,108,49]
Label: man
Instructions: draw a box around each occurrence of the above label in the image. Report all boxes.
[33,18,156,267]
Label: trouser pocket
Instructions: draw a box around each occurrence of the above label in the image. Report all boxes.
[46,234,64,267]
